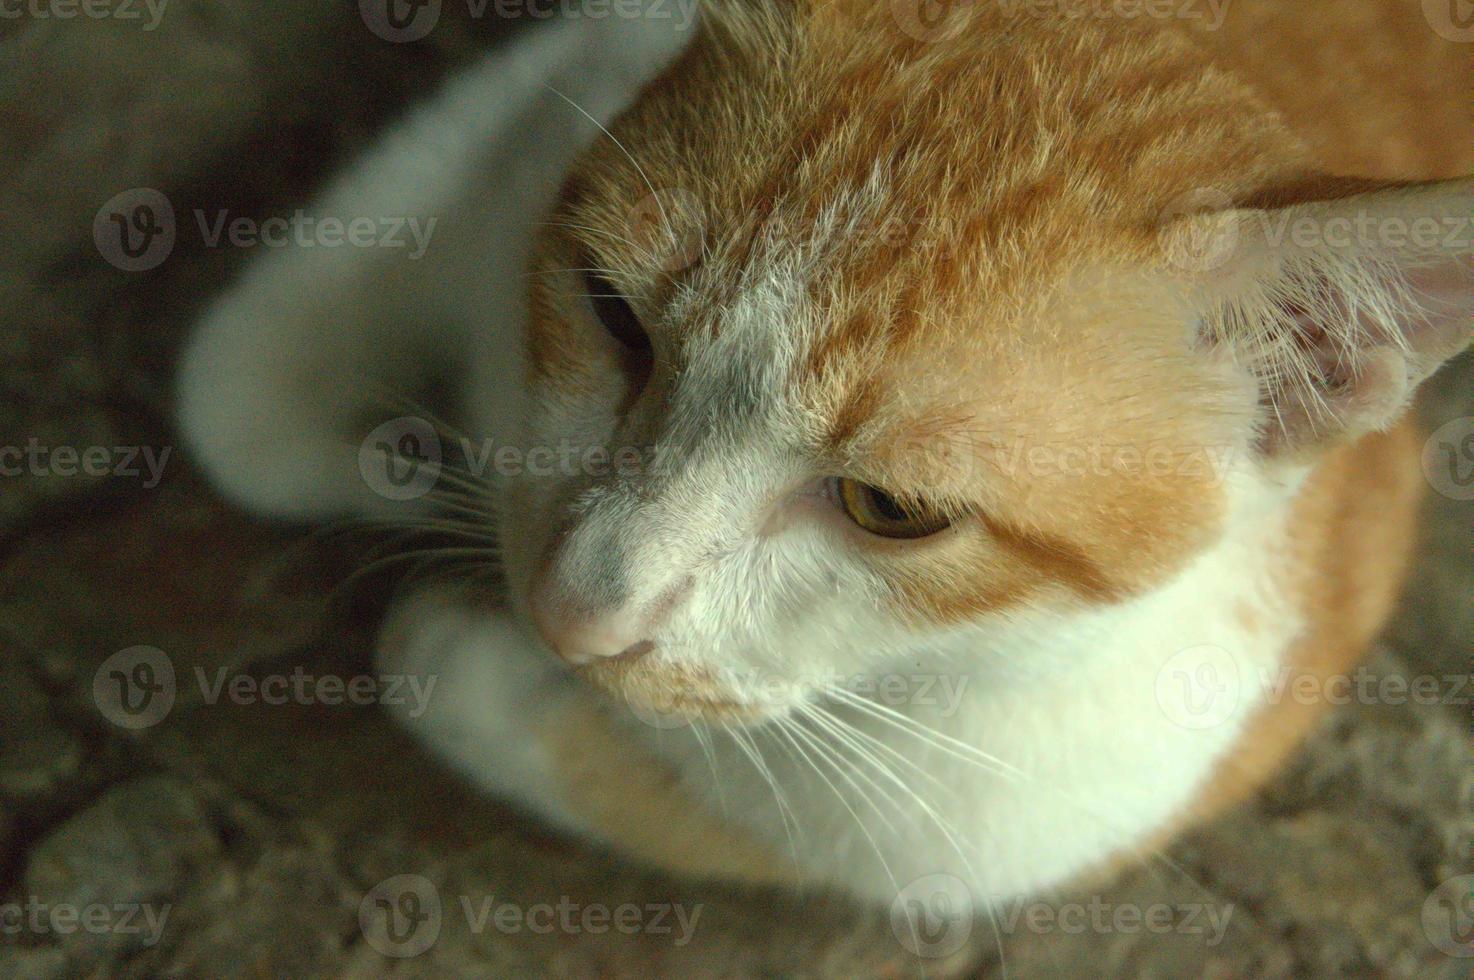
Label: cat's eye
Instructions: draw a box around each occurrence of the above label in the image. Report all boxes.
[583,269,652,353]
[834,478,951,540]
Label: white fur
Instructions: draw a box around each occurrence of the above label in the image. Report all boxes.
[381,459,1301,906]
[177,14,1473,912]
[376,588,600,839]
[177,12,695,519]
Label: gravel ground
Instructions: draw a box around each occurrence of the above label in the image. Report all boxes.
[1,3,1470,977]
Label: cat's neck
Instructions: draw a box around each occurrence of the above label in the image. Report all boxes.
[637,475,1304,905]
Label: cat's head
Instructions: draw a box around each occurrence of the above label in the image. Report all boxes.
[499,1,1473,723]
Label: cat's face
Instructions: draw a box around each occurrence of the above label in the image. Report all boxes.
[497,2,1469,723]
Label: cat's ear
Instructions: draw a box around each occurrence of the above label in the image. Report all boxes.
[1181,177,1473,461]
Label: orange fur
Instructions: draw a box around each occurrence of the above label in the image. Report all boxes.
[522,0,1469,876]
[546,706,793,884]
[1189,418,1426,819]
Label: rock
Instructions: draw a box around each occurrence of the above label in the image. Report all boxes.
[19,776,221,974]
[0,651,82,804]
[0,6,1466,979]
[0,946,69,980]
[0,474,342,737]
[159,843,355,979]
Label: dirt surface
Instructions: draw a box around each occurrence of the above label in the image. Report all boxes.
[1,3,1470,977]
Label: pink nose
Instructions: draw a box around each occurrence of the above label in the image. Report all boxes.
[529,575,688,666]
[530,600,654,666]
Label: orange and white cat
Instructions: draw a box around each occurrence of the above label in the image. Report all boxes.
[179,2,1473,910]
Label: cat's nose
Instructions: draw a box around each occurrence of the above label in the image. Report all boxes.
[532,604,653,666]
[528,578,689,666]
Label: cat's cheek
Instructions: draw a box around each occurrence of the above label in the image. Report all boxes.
[756,478,847,537]
[526,282,631,416]
[526,359,626,428]
[496,468,584,615]
[774,500,1000,624]
[870,527,1063,629]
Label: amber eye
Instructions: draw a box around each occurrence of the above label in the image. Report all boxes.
[583,269,652,353]
[834,479,951,539]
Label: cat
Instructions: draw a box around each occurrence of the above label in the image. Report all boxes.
[179,0,1473,915]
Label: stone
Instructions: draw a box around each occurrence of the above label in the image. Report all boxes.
[0,651,82,804]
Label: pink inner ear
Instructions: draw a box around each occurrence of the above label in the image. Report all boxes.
[1244,247,1471,459]
[1405,253,1474,312]
[1399,254,1474,373]
[1277,270,1357,387]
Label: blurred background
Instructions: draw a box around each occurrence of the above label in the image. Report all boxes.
[0,2,1469,977]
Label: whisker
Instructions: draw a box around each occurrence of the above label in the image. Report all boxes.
[543,84,676,258]
[824,686,1229,915]
[721,723,802,866]
[539,220,653,259]
[770,717,917,960]
[825,686,1022,781]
